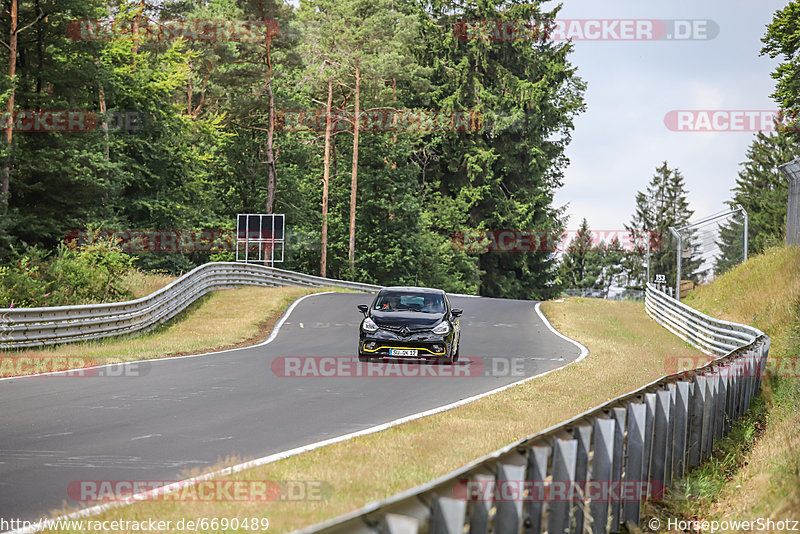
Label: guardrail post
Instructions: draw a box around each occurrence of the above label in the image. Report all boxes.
[755,342,767,392]
[621,402,646,527]
[430,497,467,534]
[745,350,757,408]
[714,369,727,441]
[588,418,615,534]
[609,407,627,532]
[572,425,592,533]
[740,355,751,418]
[664,384,676,488]
[701,374,715,459]
[729,359,742,422]
[706,373,720,451]
[467,473,494,533]
[641,394,656,499]
[495,461,527,533]
[758,339,770,391]
[384,513,419,533]
[743,351,754,411]
[672,381,690,480]
[650,390,671,499]
[524,446,550,534]
[688,375,706,466]
[547,439,578,534]
[722,361,736,436]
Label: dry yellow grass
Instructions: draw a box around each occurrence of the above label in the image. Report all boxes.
[44,297,704,533]
[686,246,800,359]
[127,269,178,299]
[680,247,800,529]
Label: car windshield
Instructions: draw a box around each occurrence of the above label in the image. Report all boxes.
[374,292,445,313]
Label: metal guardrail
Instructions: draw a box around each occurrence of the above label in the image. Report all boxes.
[0,262,380,350]
[645,283,763,356]
[299,286,770,534]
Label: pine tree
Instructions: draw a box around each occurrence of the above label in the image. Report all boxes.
[625,162,700,289]
[762,1,800,142]
[598,235,625,295]
[714,217,746,276]
[558,218,603,290]
[414,0,586,300]
[715,132,798,275]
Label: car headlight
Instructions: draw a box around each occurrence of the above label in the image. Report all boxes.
[432,321,450,335]
[362,317,379,332]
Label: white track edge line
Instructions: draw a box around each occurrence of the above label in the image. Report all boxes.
[0,291,335,382]
[534,301,589,362]
[6,299,589,534]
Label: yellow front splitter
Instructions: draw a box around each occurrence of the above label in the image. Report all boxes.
[362,344,446,356]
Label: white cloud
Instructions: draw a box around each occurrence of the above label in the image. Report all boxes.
[548,0,790,231]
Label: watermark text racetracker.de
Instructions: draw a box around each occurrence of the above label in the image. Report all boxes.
[454,479,665,502]
[277,109,482,133]
[0,356,150,378]
[453,19,719,42]
[665,355,800,379]
[664,109,800,132]
[68,479,330,502]
[68,18,280,42]
[451,229,661,254]
[64,229,238,254]
[271,356,527,378]
[1,110,150,133]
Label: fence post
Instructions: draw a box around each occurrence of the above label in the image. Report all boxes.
[547,439,578,534]
[524,447,550,534]
[495,461,527,533]
[621,403,647,526]
[588,418,616,534]
[672,381,690,479]
[572,425,593,533]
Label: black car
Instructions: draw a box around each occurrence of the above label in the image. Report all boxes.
[357,287,462,364]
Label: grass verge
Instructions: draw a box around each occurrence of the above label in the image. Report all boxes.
[1,286,332,376]
[647,246,800,531]
[44,297,705,533]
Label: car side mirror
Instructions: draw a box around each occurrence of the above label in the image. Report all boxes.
[451,308,463,317]
[357,304,369,314]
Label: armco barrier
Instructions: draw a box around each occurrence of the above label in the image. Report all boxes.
[298,286,770,533]
[0,262,380,350]
[644,283,762,356]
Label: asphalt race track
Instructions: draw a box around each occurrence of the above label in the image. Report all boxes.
[0,292,582,523]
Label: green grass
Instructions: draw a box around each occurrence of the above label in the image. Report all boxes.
[649,246,800,529]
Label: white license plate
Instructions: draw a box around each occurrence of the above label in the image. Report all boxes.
[390,349,418,357]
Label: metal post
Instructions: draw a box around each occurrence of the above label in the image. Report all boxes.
[779,157,800,246]
[741,207,748,262]
[245,216,250,263]
[669,227,682,301]
[547,440,577,534]
[589,419,615,534]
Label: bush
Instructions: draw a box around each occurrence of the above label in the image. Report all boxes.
[0,237,136,308]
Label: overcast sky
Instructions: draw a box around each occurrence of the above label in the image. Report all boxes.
[542,0,790,232]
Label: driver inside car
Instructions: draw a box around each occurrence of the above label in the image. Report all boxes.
[379,296,400,311]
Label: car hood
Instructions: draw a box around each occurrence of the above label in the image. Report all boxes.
[370,310,444,329]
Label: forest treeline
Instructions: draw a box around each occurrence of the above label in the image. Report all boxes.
[1,0,798,306]
[0,0,586,300]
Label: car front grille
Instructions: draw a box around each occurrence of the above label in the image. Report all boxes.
[377,324,431,336]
